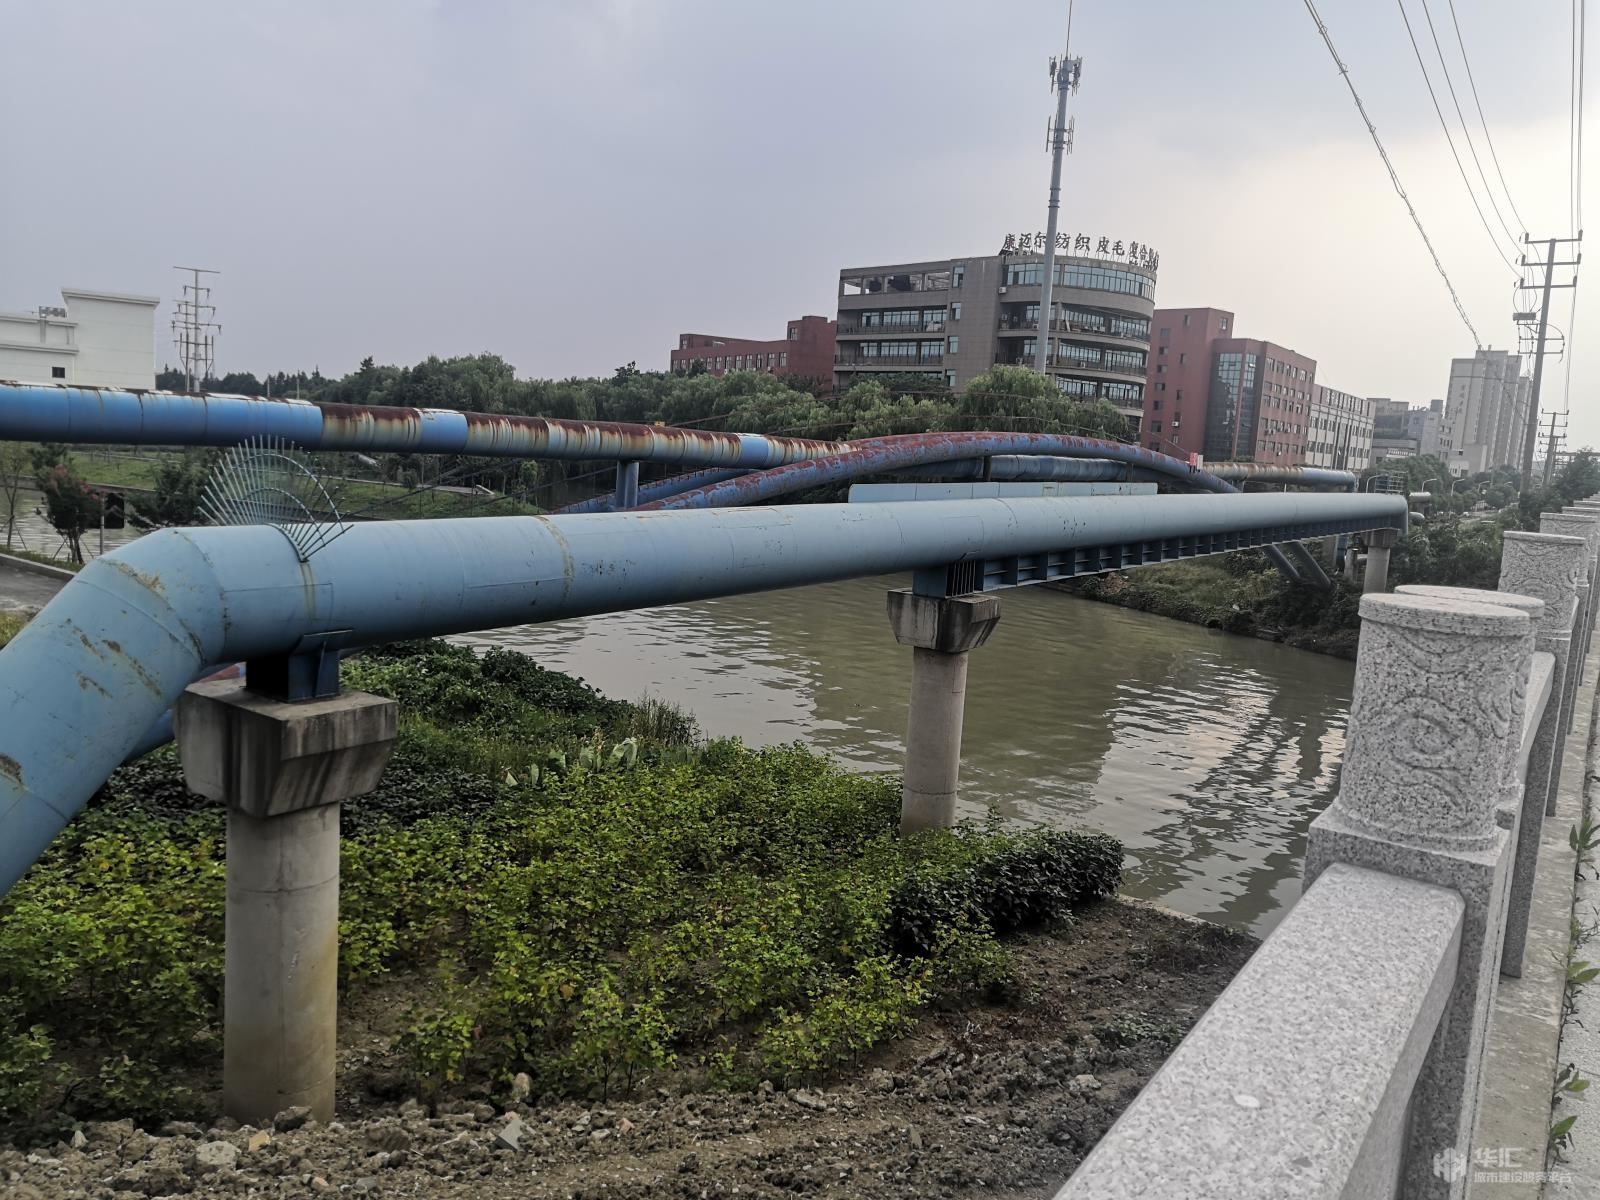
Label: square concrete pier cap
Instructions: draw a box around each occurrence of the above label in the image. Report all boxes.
[175,679,398,816]
[887,590,1002,653]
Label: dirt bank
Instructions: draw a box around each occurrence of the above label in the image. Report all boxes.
[2,898,1253,1200]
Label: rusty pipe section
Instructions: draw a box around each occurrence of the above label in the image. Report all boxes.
[639,433,1240,510]
[1205,463,1360,490]
[0,491,1409,895]
[0,382,847,469]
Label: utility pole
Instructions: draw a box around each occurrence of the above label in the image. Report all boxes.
[171,266,221,392]
[1516,235,1580,488]
[1542,411,1561,484]
[1033,4,1081,376]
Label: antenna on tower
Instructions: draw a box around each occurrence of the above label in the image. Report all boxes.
[171,266,220,392]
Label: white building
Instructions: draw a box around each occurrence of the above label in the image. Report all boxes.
[1306,384,1375,470]
[0,287,159,389]
[1444,349,1528,474]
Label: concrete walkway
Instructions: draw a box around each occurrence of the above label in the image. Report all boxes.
[0,557,67,615]
[1473,636,1600,1196]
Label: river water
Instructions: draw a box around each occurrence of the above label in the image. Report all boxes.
[460,577,1355,934]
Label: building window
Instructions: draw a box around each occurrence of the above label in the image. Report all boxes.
[1153,399,1163,412]
[953,264,965,288]
[951,302,962,320]
[779,352,787,367]
[1159,346,1167,356]
[1178,352,1186,365]
[947,336,960,353]
[1159,327,1170,338]
[51,366,66,379]
[945,370,957,387]
[1183,314,1191,327]
[1151,420,1163,434]
[1156,382,1166,392]
[679,337,689,349]
[1176,389,1183,401]
[789,326,799,340]
[1219,318,1229,331]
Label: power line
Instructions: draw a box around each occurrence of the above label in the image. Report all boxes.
[1417,0,1524,250]
[1444,0,1529,235]
[1300,0,1484,344]
[1396,0,1519,273]
[1578,0,1587,236]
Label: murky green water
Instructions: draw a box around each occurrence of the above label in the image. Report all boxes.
[460,576,1354,934]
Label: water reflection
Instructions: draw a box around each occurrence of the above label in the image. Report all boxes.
[461,576,1354,934]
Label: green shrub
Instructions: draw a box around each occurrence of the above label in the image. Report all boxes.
[0,645,1126,1125]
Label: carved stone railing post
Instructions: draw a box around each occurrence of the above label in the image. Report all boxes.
[1540,512,1598,741]
[1557,505,1600,672]
[1306,592,1531,1199]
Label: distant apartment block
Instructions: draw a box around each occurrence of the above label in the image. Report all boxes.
[671,315,836,383]
[834,246,1157,430]
[1444,349,1528,475]
[0,287,159,389]
[1142,307,1374,470]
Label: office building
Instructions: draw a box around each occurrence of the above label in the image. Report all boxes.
[672,315,836,383]
[0,287,159,389]
[1444,349,1528,474]
[835,244,1157,429]
[1142,309,1317,466]
[1143,307,1234,459]
[1307,384,1375,471]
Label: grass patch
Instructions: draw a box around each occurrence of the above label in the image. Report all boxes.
[0,639,1122,1134]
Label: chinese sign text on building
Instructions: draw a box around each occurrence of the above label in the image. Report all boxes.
[998,232,1159,272]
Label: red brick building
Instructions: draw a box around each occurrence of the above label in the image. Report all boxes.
[1144,307,1234,459]
[1142,307,1316,467]
[671,315,836,383]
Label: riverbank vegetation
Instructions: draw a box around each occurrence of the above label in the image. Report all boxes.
[0,633,1123,1139]
[1069,453,1600,657]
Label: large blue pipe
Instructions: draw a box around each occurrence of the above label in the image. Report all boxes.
[0,382,846,468]
[639,433,1240,510]
[0,492,1406,895]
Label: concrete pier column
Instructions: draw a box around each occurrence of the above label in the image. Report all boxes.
[886,590,1001,834]
[615,460,641,509]
[175,679,397,1126]
[1362,527,1398,594]
[1305,592,1531,1199]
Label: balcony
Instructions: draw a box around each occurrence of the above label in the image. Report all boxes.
[837,319,947,336]
[996,315,1149,341]
[836,351,945,367]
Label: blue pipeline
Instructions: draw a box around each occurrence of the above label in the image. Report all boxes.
[638,433,1242,510]
[0,383,845,469]
[894,459,1357,490]
[0,491,1408,896]
[558,468,750,515]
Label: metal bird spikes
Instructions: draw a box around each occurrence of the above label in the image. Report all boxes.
[200,436,348,562]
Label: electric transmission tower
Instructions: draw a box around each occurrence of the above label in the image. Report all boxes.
[171,266,221,392]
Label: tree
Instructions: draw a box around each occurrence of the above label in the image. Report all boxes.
[941,365,1131,441]
[33,457,101,564]
[0,442,29,550]
[140,451,214,527]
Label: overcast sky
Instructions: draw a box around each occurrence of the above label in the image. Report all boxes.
[1,1,1593,441]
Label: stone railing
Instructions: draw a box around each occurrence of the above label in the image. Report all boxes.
[1054,501,1600,1200]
